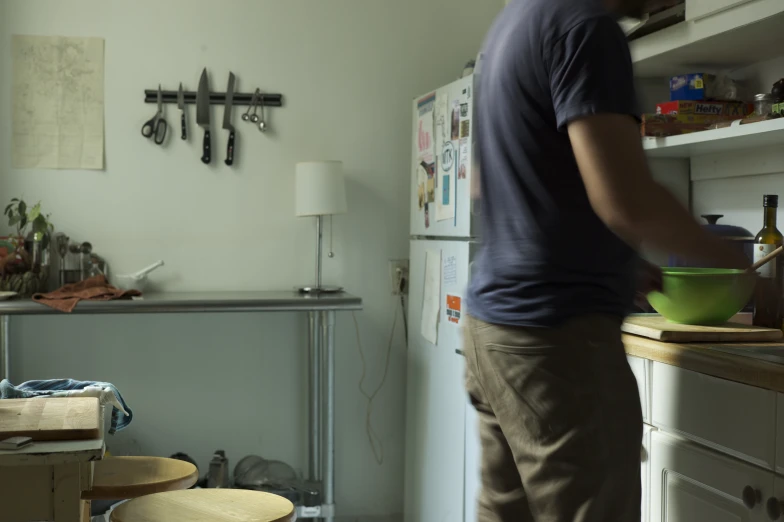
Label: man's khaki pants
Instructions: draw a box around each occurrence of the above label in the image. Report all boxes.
[463,314,643,522]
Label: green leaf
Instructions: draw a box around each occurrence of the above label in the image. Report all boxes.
[32,215,47,232]
[11,198,18,202]
[8,215,20,226]
[19,216,27,230]
[28,204,40,221]
[4,204,13,216]
[33,231,44,242]
[17,201,26,216]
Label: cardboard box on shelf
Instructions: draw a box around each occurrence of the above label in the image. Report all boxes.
[656,100,752,118]
[640,113,712,137]
[669,73,740,102]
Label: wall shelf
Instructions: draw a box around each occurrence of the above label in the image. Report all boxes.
[631,0,784,78]
[643,118,784,158]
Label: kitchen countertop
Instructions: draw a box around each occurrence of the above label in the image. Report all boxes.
[0,291,362,315]
[623,333,784,393]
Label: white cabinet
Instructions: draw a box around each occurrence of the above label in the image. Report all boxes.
[652,362,777,469]
[642,425,655,522]
[777,394,784,476]
[686,0,759,21]
[650,431,774,522]
[628,355,651,424]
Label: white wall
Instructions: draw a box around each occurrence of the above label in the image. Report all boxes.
[0,1,501,519]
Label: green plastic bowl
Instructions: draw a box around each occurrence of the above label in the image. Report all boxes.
[647,268,757,325]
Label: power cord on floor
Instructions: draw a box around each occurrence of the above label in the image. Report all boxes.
[353,298,402,465]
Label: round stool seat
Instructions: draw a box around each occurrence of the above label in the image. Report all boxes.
[83,457,198,500]
[110,490,295,522]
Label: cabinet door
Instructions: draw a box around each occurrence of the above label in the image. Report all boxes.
[686,0,759,21]
[650,431,773,522]
[769,477,784,522]
[642,425,655,522]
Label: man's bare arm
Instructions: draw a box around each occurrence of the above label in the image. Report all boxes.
[568,113,747,268]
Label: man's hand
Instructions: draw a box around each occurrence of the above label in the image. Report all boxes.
[635,260,662,309]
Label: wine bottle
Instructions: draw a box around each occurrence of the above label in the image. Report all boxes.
[753,194,783,328]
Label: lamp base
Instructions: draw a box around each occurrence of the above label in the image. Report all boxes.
[297,285,344,294]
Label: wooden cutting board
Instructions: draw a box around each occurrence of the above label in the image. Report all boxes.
[0,397,101,441]
[622,315,784,343]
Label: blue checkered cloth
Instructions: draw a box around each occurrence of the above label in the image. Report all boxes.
[0,379,132,434]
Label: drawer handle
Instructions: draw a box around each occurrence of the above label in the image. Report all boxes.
[767,497,783,520]
[743,486,762,509]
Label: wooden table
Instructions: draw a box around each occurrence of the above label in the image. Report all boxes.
[0,398,105,522]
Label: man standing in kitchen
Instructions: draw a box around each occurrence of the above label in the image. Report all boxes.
[465,0,748,521]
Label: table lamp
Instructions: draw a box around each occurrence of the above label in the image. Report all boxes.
[296,160,347,293]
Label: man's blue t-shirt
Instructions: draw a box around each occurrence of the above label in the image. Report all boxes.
[467,0,640,327]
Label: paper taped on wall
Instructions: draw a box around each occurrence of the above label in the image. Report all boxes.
[12,35,105,170]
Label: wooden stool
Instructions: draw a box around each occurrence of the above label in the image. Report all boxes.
[109,489,295,522]
[84,457,198,500]
[81,456,198,521]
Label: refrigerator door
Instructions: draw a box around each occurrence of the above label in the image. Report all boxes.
[404,238,472,522]
[464,393,481,522]
[410,75,477,238]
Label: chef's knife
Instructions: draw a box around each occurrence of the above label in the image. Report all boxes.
[177,82,187,140]
[196,68,211,164]
[223,72,236,166]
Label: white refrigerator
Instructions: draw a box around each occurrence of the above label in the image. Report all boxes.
[403,74,482,522]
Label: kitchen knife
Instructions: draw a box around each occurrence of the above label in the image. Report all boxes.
[177,82,187,140]
[196,68,211,164]
[223,72,236,166]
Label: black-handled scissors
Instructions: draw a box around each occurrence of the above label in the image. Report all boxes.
[141,85,168,145]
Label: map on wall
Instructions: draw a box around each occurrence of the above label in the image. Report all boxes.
[12,35,105,170]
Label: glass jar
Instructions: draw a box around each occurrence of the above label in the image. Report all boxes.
[754,93,775,116]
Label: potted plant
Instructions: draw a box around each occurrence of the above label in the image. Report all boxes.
[0,198,54,296]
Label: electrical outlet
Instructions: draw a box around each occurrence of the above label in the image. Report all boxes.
[389,259,409,295]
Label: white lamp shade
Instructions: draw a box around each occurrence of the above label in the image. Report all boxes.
[295,161,348,217]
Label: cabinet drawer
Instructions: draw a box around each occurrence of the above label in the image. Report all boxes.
[777,394,784,475]
[652,362,777,469]
[650,431,774,522]
[686,0,758,21]
[628,355,650,423]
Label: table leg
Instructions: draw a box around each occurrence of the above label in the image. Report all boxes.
[0,315,9,381]
[308,312,322,482]
[53,463,82,522]
[322,310,336,522]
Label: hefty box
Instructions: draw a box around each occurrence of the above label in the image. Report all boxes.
[656,100,752,118]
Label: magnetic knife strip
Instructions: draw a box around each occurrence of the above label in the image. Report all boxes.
[144,90,283,107]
